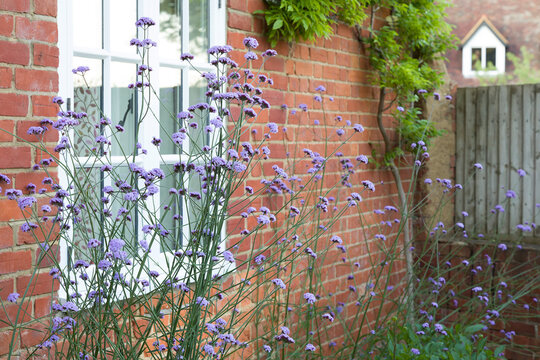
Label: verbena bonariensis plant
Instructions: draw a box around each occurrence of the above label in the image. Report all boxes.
[0,17,538,360]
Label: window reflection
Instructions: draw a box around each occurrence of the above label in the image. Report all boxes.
[160,0,182,60]
[111,62,137,157]
[159,67,182,154]
[189,0,208,60]
[110,0,137,53]
[73,57,103,157]
[73,0,102,49]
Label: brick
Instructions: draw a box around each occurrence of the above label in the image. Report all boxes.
[0,14,13,37]
[0,250,31,274]
[32,95,59,117]
[0,40,29,66]
[228,0,246,11]
[17,120,58,143]
[15,68,58,92]
[34,0,57,17]
[0,0,30,12]
[0,120,14,141]
[228,11,252,31]
[33,43,59,68]
[0,226,12,249]
[0,67,11,88]
[0,146,31,169]
[247,0,265,12]
[17,272,59,297]
[34,296,51,318]
[0,278,13,300]
[15,17,57,43]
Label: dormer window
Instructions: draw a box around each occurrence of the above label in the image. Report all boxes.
[461,15,507,78]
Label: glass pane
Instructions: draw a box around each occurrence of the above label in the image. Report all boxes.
[110,0,137,53]
[159,67,182,154]
[111,62,137,157]
[160,0,182,60]
[189,0,208,60]
[472,48,482,70]
[486,48,496,68]
[188,70,208,153]
[73,57,103,157]
[160,164,183,252]
[109,165,138,256]
[71,167,102,262]
[73,0,102,49]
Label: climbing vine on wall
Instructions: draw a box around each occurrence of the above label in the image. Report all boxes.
[258,0,456,158]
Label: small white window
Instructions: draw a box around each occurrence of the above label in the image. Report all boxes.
[57,0,226,298]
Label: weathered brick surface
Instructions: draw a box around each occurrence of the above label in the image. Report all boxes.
[0,2,59,356]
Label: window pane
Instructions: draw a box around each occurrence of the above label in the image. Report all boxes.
[111,62,137,157]
[73,0,102,49]
[159,0,182,60]
[189,0,208,60]
[110,0,137,53]
[189,70,209,152]
[159,67,182,154]
[486,48,496,68]
[71,167,102,262]
[73,57,103,157]
[472,48,482,70]
[108,165,138,255]
[160,164,183,252]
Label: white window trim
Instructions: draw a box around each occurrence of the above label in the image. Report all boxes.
[57,0,230,301]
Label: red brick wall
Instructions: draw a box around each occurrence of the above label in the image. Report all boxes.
[0,0,59,356]
[226,0,408,352]
[0,0,408,357]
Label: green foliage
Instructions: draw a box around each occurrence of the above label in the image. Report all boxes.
[373,321,505,360]
[256,0,368,47]
[396,95,445,150]
[477,46,540,85]
[366,0,456,101]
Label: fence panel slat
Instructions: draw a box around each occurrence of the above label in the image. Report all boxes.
[486,86,499,234]
[475,86,488,234]
[455,84,539,241]
[509,85,523,233]
[464,87,477,229]
[455,88,466,217]
[522,84,534,238]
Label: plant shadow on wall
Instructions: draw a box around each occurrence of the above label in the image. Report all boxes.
[0,14,538,360]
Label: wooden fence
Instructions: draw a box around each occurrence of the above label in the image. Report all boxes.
[455,84,540,240]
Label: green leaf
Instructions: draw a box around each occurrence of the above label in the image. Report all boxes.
[272,18,283,30]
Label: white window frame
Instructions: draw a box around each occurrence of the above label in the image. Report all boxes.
[57,0,229,300]
[461,24,506,78]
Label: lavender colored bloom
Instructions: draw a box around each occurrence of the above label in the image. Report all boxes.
[305,344,316,352]
[203,344,215,355]
[362,180,375,192]
[336,128,345,136]
[135,17,155,27]
[505,190,516,198]
[244,51,258,60]
[498,243,507,251]
[397,106,405,112]
[196,297,209,307]
[223,250,235,263]
[353,123,364,132]
[518,168,526,176]
[266,122,278,134]
[474,163,483,170]
[304,292,317,304]
[262,49,277,57]
[356,155,368,164]
[232,162,247,173]
[17,196,36,209]
[272,278,286,289]
[263,344,272,353]
[72,66,90,74]
[243,37,259,49]
[411,348,420,355]
[7,292,19,303]
[257,215,270,225]
[98,259,112,270]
